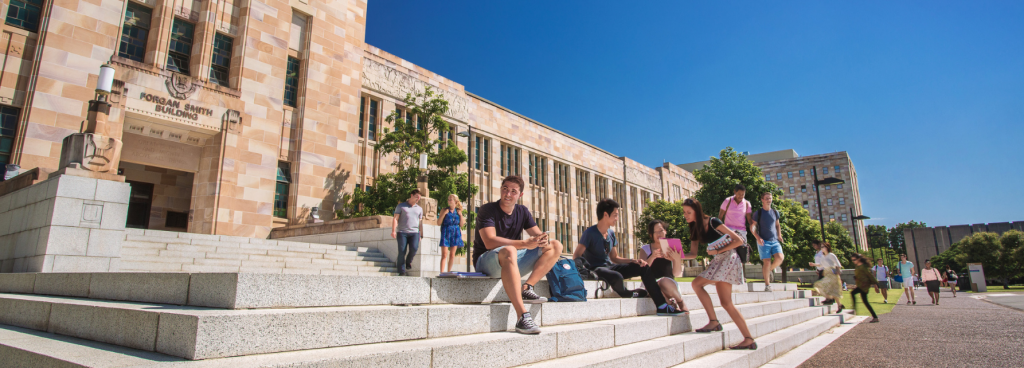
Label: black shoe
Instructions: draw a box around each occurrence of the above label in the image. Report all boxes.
[656,305,685,316]
[522,284,547,304]
[406,263,413,270]
[515,312,541,334]
[823,299,835,305]
[398,271,408,276]
[631,289,648,298]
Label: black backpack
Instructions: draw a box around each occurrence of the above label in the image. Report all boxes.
[574,258,597,280]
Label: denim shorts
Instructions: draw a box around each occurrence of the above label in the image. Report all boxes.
[476,246,543,278]
[758,240,784,259]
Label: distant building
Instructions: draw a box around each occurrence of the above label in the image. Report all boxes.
[904,222,1024,268]
[679,150,867,251]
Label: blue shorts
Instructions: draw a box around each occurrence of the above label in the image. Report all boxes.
[476,246,543,278]
[758,240,784,259]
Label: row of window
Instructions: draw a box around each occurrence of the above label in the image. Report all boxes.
[0,105,19,165]
[766,166,842,181]
[787,184,844,194]
[794,196,846,206]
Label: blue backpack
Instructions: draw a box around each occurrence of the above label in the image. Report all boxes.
[546,257,587,302]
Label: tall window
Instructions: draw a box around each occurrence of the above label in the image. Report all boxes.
[597,177,610,200]
[823,167,829,174]
[802,201,808,209]
[765,174,771,181]
[787,172,793,179]
[789,186,794,194]
[274,162,291,218]
[366,99,378,141]
[799,170,805,177]
[5,0,43,32]
[284,57,300,107]
[474,136,489,171]
[575,169,590,198]
[776,173,782,180]
[210,33,233,87]
[841,214,848,221]
[118,3,152,62]
[0,106,19,165]
[827,198,833,206]
[839,197,845,205]
[554,162,569,194]
[500,144,520,177]
[837,184,843,189]
[835,165,841,173]
[528,153,547,187]
[829,214,835,221]
[358,97,366,138]
[825,185,831,190]
[167,19,195,74]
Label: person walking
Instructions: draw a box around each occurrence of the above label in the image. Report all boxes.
[684,198,757,350]
[719,185,753,282]
[391,190,424,276]
[811,240,834,306]
[810,242,844,313]
[638,219,690,315]
[436,194,466,274]
[871,258,891,303]
[751,192,784,292]
[851,254,880,323]
[898,254,917,305]
[945,265,959,298]
[921,261,943,305]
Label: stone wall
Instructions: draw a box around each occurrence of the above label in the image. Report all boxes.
[0,175,130,272]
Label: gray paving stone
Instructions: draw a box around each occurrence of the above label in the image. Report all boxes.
[430,278,551,304]
[0,296,51,330]
[547,323,614,358]
[424,304,491,338]
[597,316,669,346]
[88,273,191,305]
[33,273,91,297]
[0,273,35,293]
[541,298,620,325]
[47,301,159,352]
[428,331,558,368]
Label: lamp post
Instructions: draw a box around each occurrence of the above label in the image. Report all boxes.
[849,207,870,252]
[456,127,472,272]
[811,166,845,242]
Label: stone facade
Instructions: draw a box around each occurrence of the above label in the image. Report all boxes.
[0,0,697,258]
[904,221,1024,268]
[755,152,866,251]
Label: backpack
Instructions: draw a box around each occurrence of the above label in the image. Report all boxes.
[546,257,587,302]
[574,258,598,280]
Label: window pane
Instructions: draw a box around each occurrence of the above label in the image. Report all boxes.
[118,3,152,62]
[368,100,378,141]
[210,33,233,87]
[166,19,195,74]
[5,0,43,32]
[284,57,300,107]
[358,97,365,138]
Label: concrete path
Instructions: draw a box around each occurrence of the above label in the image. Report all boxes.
[798,287,1024,368]
[978,291,1024,312]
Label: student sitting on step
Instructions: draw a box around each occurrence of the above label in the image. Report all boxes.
[474,175,564,335]
[573,198,649,299]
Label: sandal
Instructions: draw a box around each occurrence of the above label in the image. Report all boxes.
[696,320,722,333]
[730,337,757,350]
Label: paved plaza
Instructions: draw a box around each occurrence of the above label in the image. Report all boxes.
[799,288,1024,367]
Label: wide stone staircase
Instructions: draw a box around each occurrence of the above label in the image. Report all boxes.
[0,271,851,367]
[118,229,400,276]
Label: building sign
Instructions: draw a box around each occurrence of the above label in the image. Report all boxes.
[140,92,214,121]
[123,73,239,133]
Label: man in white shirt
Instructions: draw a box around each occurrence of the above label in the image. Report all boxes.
[872,258,890,303]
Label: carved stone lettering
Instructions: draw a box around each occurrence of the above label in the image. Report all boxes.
[361,58,471,121]
[626,167,661,192]
[166,73,199,100]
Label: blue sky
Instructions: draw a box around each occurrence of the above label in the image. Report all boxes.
[365,1,1024,229]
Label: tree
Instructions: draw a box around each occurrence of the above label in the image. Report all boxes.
[931,243,963,273]
[692,147,783,246]
[340,87,477,218]
[866,224,892,267]
[954,232,1001,285]
[887,220,927,256]
[771,198,822,282]
[634,199,694,257]
[996,230,1024,288]
[823,221,856,268]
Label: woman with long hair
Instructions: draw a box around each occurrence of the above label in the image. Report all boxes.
[921,260,943,305]
[810,242,844,312]
[436,194,466,273]
[945,264,958,298]
[638,219,688,315]
[850,253,880,323]
[683,198,756,350]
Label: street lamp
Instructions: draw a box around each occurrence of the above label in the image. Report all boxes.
[812,166,845,243]
[456,127,472,271]
[849,207,869,252]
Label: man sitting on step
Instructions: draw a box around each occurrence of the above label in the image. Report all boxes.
[474,175,564,335]
[573,198,648,298]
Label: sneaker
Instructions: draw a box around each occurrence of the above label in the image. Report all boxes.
[631,289,649,298]
[763,284,772,292]
[522,284,548,304]
[405,263,413,270]
[870,317,880,323]
[656,305,686,316]
[883,299,888,303]
[515,312,541,334]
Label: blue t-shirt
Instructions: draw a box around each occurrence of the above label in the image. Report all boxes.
[754,208,781,242]
[578,225,615,268]
[899,261,915,278]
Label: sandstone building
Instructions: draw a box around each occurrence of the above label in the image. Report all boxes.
[680,149,867,251]
[0,0,699,257]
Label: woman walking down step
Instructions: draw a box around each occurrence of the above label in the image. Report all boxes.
[437,194,466,274]
[683,198,756,350]
[638,219,688,316]
[851,253,879,323]
[921,261,943,305]
[810,241,844,313]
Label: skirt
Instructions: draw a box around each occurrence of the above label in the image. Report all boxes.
[814,272,843,300]
[926,280,941,293]
[698,249,744,285]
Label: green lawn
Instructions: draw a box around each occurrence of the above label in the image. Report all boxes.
[967,285,1024,293]
[837,288,904,317]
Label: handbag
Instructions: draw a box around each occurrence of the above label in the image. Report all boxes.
[893,274,904,283]
[710,219,750,263]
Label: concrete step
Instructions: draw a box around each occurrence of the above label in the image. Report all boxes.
[0,273,813,309]
[671,315,844,368]
[0,297,831,367]
[0,289,816,361]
